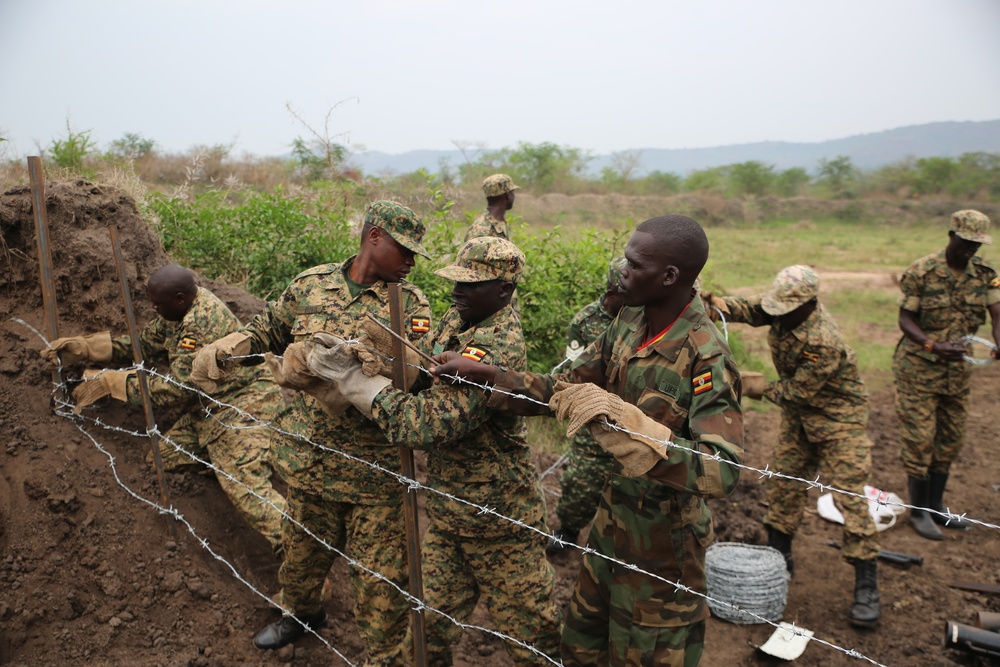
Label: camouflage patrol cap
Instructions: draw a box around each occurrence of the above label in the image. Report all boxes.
[950,210,993,245]
[435,236,525,284]
[364,200,431,259]
[482,173,520,198]
[607,256,626,288]
[761,265,819,316]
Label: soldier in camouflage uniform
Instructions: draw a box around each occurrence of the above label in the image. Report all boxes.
[708,265,881,627]
[194,201,433,662]
[464,173,520,243]
[313,236,561,666]
[892,210,1000,540]
[47,264,286,549]
[435,215,745,667]
[550,257,627,551]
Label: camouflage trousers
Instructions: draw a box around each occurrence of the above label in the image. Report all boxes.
[279,487,411,667]
[556,432,615,536]
[562,478,712,667]
[892,350,971,477]
[764,409,879,562]
[156,409,286,550]
[417,523,561,667]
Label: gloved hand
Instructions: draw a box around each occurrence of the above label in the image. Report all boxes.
[549,381,626,438]
[353,319,424,388]
[72,368,135,414]
[41,332,113,367]
[264,341,351,416]
[308,335,392,418]
[740,371,766,400]
[699,291,730,323]
[190,332,251,392]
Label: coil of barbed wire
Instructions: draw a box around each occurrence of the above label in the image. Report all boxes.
[706,542,789,624]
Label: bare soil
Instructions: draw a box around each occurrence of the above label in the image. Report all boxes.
[1,182,998,667]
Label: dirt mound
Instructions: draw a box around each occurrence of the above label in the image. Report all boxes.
[1,181,999,667]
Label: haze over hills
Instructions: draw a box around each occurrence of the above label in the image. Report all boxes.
[346,120,1000,178]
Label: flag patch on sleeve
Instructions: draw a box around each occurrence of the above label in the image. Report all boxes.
[411,317,431,333]
[991,276,1000,289]
[693,370,713,395]
[803,350,820,363]
[461,346,488,362]
[179,337,197,350]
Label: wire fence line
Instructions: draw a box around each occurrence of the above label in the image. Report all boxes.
[24,323,991,666]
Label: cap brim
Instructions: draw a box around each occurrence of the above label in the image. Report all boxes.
[387,232,432,259]
[760,292,805,316]
[956,231,993,245]
[434,265,493,283]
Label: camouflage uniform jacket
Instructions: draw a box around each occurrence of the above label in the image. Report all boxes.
[723,297,868,424]
[565,299,615,362]
[464,210,511,243]
[895,250,1000,370]
[371,303,544,538]
[241,256,431,501]
[111,286,277,443]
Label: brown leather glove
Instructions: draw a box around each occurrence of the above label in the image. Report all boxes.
[353,319,424,388]
[549,381,626,438]
[740,371,766,400]
[190,332,251,392]
[587,402,673,477]
[41,332,113,367]
[307,334,391,418]
[264,341,350,416]
[699,291,730,323]
[72,368,135,414]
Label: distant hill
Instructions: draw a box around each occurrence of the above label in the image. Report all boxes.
[346,119,1000,178]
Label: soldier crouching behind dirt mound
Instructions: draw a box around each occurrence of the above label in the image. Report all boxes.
[43,263,287,551]
[434,215,744,667]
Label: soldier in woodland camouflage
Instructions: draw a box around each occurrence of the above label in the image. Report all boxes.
[46,264,286,549]
[465,173,520,243]
[550,257,627,551]
[193,201,433,663]
[892,210,1000,540]
[435,215,744,667]
[706,265,881,627]
[310,236,561,666]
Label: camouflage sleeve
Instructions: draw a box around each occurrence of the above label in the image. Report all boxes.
[646,353,744,498]
[986,269,1000,306]
[124,319,206,408]
[371,382,494,449]
[763,344,841,406]
[897,263,924,312]
[721,295,774,327]
[242,295,294,359]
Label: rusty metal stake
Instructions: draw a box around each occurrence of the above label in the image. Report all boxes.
[108,224,175,538]
[388,283,427,667]
[27,156,65,405]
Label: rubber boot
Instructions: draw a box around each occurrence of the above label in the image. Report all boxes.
[907,476,942,541]
[766,525,794,575]
[849,560,881,628]
[928,471,971,531]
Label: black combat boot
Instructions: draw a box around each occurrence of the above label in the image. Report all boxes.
[254,609,328,650]
[546,528,579,554]
[928,471,971,531]
[907,476,942,540]
[766,525,794,575]
[849,559,881,628]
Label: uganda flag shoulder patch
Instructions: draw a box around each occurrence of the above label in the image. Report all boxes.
[461,346,488,363]
[803,350,820,363]
[991,275,1000,289]
[179,336,197,351]
[411,317,431,334]
[693,370,713,395]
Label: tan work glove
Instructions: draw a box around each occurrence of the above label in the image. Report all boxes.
[264,340,351,416]
[699,291,730,323]
[353,319,424,389]
[549,381,626,438]
[549,381,671,477]
[41,332,113,367]
[72,368,135,414]
[308,334,392,419]
[190,332,251,393]
[740,371,766,400]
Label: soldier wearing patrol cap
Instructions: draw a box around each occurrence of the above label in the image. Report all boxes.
[465,173,521,243]
[893,209,1000,541]
[194,200,433,660]
[706,264,882,628]
[309,235,562,666]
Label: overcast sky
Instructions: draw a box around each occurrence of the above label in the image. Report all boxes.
[2,0,998,160]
